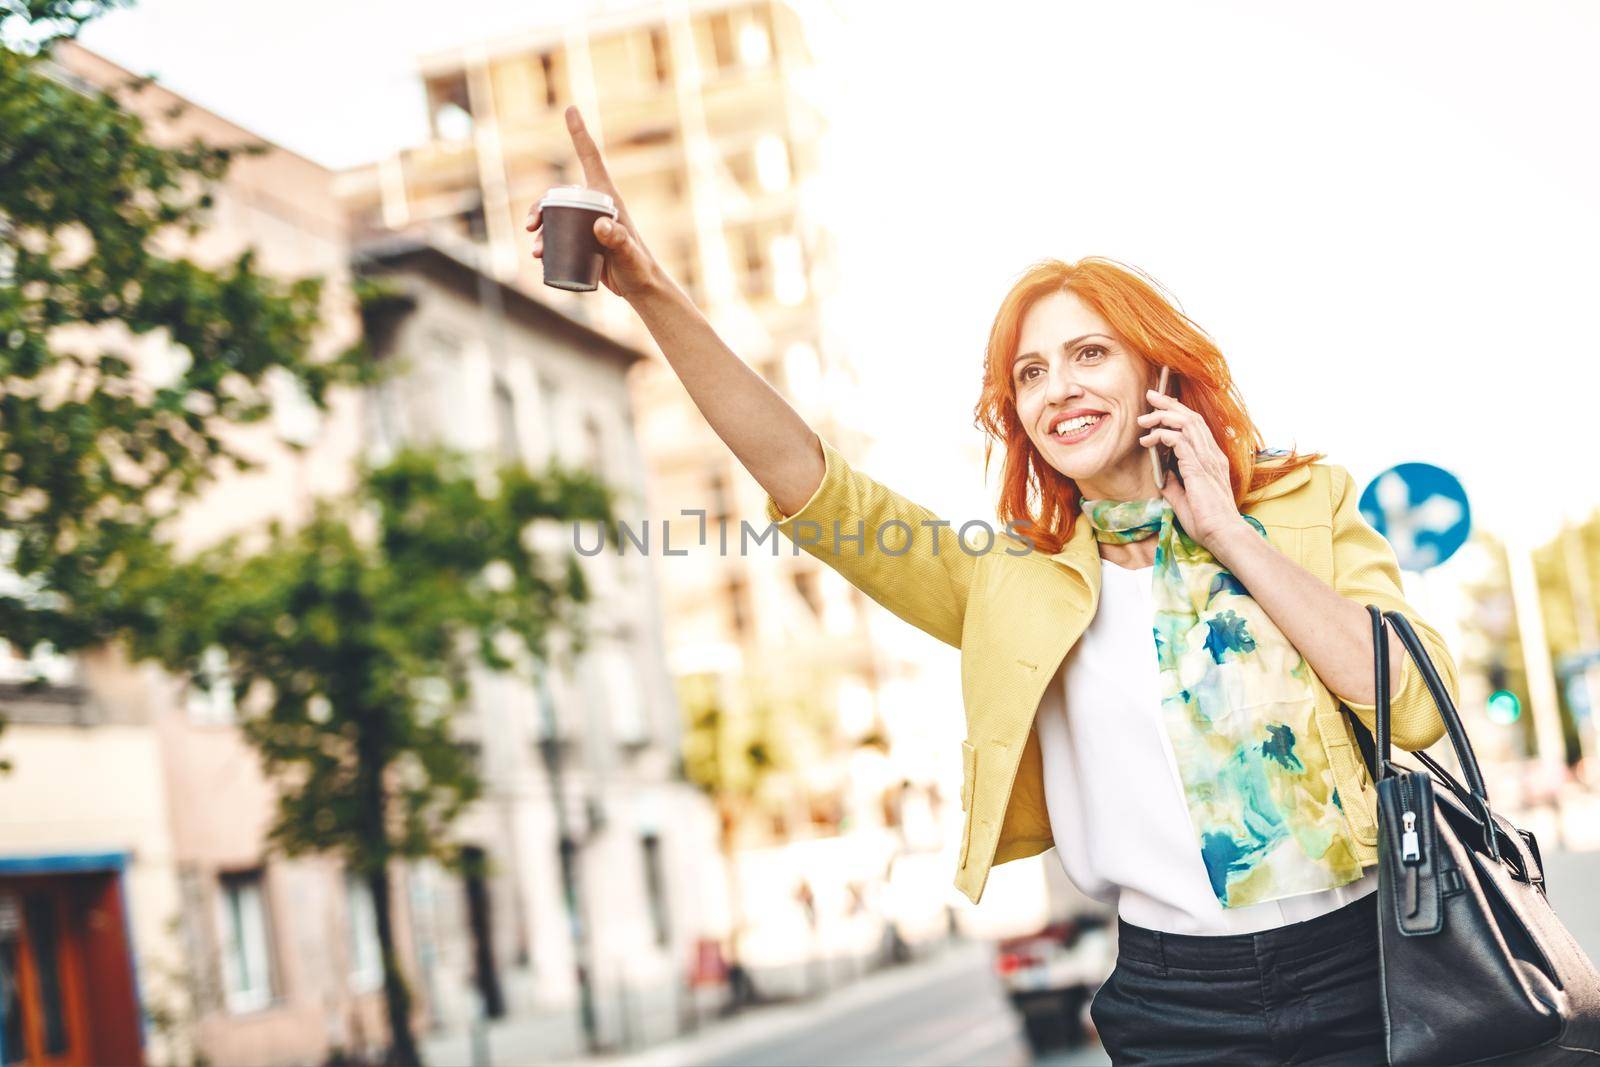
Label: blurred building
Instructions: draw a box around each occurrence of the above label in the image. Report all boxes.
[0,42,417,1067]
[352,236,721,1051]
[335,1,943,878]
[0,41,720,1066]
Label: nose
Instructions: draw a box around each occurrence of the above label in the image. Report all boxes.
[1045,359,1084,406]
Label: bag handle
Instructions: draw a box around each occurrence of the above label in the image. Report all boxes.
[1380,607,1493,805]
[1361,604,1502,863]
[1369,603,1392,774]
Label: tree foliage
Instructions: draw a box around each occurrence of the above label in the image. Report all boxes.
[127,445,612,1065]
[0,7,371,674]
[135,450,612,869]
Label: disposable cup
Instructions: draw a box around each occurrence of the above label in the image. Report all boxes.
[538,186,619,292]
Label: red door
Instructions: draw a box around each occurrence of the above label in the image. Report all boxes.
[0,874,140,1067]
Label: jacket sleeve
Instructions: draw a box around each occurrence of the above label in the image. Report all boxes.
[1327,463,1452,752]
[762,434,978,649]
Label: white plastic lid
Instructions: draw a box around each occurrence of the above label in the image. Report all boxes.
[539,185,618,216]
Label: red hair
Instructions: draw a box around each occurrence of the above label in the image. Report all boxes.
[973,257,1323,556]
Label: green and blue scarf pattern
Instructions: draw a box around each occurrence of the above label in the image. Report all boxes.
[1079,497,1364,909]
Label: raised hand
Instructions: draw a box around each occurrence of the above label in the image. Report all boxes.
[526,106,662,302]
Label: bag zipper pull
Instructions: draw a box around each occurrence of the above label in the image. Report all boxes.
[1401,810,1421,864]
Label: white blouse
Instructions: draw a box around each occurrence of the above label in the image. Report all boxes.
[1035,558,1377,935]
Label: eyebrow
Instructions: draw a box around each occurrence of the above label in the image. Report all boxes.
[1015,334,1114,369]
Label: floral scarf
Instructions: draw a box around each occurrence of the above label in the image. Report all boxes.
[1079,496,1364,909]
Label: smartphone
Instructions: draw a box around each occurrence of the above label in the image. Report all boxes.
[1149,366,1175,489]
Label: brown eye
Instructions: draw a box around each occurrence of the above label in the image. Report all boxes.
[1079,345,1107,361]
[1016,365,1042,384]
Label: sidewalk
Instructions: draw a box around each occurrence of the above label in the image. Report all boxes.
[422,1006,588,1067]
[419,940,990,1067]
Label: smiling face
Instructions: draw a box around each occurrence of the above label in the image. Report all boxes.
[1011,290,1162,503]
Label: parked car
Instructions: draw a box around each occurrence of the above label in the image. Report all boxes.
[995,915,1116,1051]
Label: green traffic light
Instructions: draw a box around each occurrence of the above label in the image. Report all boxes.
[1487,689,1522,725]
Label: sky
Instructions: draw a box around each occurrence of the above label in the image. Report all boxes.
[78,0,1600,568]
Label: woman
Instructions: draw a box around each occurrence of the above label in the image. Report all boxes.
[530,106,1455,1065]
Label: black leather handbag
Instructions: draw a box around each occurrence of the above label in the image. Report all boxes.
[1345,604,1600,1065]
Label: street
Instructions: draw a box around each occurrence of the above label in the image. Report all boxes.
[603,849,1600,1067]
[607,938,1104,1067]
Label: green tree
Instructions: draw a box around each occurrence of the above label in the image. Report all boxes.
[132,448,612,1065]
[0,0,368,741]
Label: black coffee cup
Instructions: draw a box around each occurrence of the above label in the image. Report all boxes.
[538,185,619,292]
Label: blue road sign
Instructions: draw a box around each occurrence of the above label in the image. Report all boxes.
[1359,463,1472,571]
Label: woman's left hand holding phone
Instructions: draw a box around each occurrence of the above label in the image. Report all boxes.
[1137,384,1248,552]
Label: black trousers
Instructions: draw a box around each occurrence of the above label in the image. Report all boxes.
[1089,890,1385,1066]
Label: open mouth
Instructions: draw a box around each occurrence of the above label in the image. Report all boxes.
[1051,413,1105,445]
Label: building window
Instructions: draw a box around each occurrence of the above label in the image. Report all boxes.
[738,10,773,67]
[753,135,790,192]
[582,413,607,479]
[536,373,561,463]
[532,667,561,745]
[269,366,322,447]
[734,226,766,297]
[460,202,488,242]
[427,73,473,142]
[640,834,671,947]
[0,638,75,686]
[707,468,733,526]
[216,871,275,1014]
[598,642,648,747]
[494,376,520,463]
[369,379,406,463]
[724,149,756,194]
[648,28,671,84]
[750,4,778,65]
[725,572,750,639]
[345,873,383,993]
[538,51,566,108]
[670,237,699,304]
[1,900,22,1060]
[707,12,737,70]
[456,740,484,775]
[793,570,823,619]
[22,896,67,1056]
[186,645,236,726]
[770,234,807,306]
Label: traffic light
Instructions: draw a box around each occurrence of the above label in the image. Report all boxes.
[1484,657,1521,724]
[1487,689,1522,725]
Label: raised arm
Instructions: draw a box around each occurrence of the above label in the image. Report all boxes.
[528,106,980,647]
[528,106,822,516]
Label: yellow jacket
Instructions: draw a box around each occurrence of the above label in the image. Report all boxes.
[764,436,1454,905]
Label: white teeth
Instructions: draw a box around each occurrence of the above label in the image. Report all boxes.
[1055,415,1103,435]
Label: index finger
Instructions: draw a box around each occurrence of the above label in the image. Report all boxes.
[566,106,616,195]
